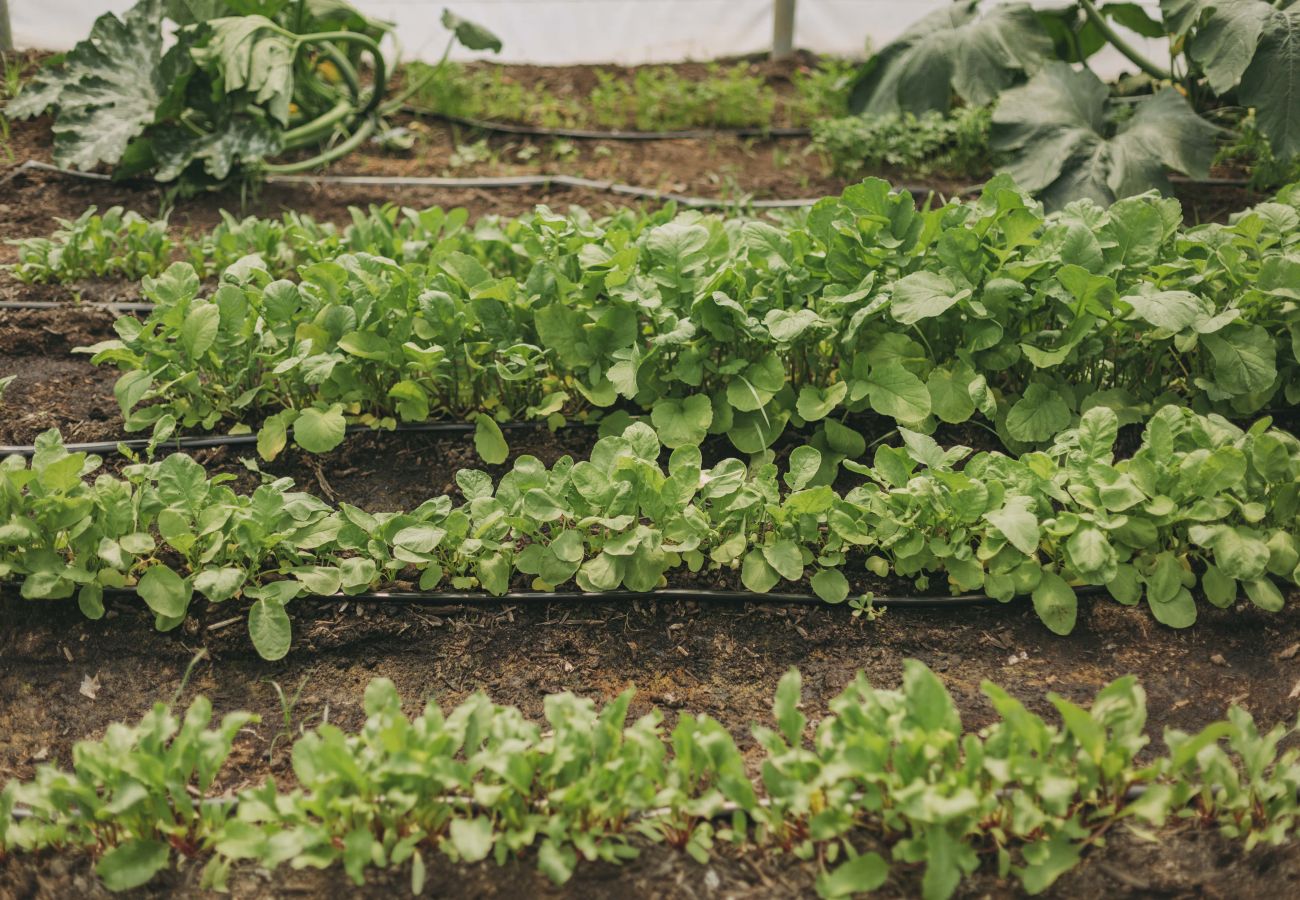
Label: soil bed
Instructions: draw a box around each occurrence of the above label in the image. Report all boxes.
[3,587,1300,897]
[2,60,1298,899]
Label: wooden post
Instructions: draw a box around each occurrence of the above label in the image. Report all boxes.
[772,0,795,60]
[0,0,13,53]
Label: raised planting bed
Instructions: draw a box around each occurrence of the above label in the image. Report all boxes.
[1,110,1299,895]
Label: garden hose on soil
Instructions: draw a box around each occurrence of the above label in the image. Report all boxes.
[88,584,1064,609]
[402,107,814,141]
[0,419,570,457]
[3,159,948,208]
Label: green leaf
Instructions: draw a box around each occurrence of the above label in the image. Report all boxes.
[1202,326,1277,395]
[811,568,850,604]
[7,0,168,171]
[441,9,504,52]
[816,852,889,899]
[785,446,823,490]
[863,363,931,422]
[1201,564,1237,608]
[985,496,1040,555]
[449,816,494,862]
[257,412,291,462]
[650,395,713,449]
[1239,7,1300,159]
[194,567,245,602]
[729,407,790,454]
[741,550,780,593]
[763,540,805,581]
[78,584,105,620]
[796,382,848,422]
[1032,569,1078,634]
[773,668,806,745]
[890,271,966,325]
[137,564,191,618]
[336,331,392,360]
[192,16,296,126]
[249,597,292,661]
[293,404,346,454]
[537,840,576,885]
[1244,577,1284,612]
[1124,290,1211,332]
[1006,383,1071,442]
[474,414,510,464]
[153,114,283,182]
[927,366,976,424]
[181,303,220,357]
[849,2,1052,114]
[992,64,1217,209]
[1149,586,1197,627]
[96,838,170,892]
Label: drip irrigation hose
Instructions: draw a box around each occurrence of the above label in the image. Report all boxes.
[260,171,829,208]
[5,159,964,209]
[403,107,814,141]
[0,300,158,312]
[45,581,1112,611]
[0,419,569,457]
[88,583,1052,609]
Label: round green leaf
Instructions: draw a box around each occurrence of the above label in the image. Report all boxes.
[136,564,191,618]
[293,404,346,454]
[249,597,292,661]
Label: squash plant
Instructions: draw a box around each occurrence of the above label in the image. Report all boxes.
[6,0,499,190]
[845,0,1300,208]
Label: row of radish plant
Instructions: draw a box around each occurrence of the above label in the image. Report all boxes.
[4,664,1298,898]
[1,177,1298,656]
[20,177,1296,461]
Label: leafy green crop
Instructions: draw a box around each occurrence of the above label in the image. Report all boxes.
[79,177,1300,456]
[8,207,172,283]
[3,404,1297,656]
[5,1,498,190]
[812,106,992,179]
[9,200,675,286]
[4,665,1298,896]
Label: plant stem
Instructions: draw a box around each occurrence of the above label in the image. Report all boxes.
[263,116,377,174]
[1077,0,1172,81]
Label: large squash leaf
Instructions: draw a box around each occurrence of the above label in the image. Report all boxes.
[6,0,171,171]
[191,16,298,126]
[1162,0,1300,159]
[992,63,1217,209]
[848,0,1053,115]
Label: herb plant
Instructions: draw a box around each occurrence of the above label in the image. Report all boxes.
[76,177,1300,456]
[3,404,1297,657]
[4,666,1298,896]
[812,106,992,178]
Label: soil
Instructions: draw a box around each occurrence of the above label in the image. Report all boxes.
[3,587,1300,898]
[2,59,1299,900]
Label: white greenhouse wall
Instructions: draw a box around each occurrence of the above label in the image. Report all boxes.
[11,0,1170,77]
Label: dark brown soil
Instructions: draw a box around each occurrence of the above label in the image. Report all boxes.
[2,59,1297,900]
[0,307,121,444]
[3,587,1300,898]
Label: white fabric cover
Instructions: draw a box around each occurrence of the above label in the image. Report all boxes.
[11,0,1169,76]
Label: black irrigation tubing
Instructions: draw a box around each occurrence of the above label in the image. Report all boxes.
[6,159,960,209]
[0,299,158,312]
[0,419,572,457]
[404,106,814,141]
[262,171,829,208]
[91,583,1038,609]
